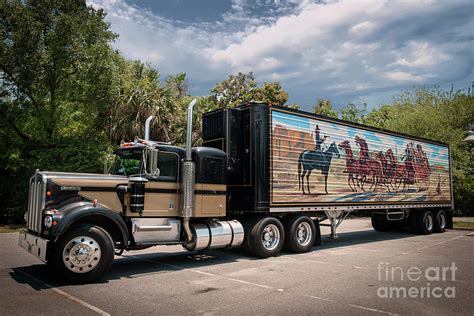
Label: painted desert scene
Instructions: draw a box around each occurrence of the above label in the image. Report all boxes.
[270,110,452,205]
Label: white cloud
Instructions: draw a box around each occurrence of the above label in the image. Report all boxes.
[392,42,449,68]
[89,0,474,109]
[385,71,429,83]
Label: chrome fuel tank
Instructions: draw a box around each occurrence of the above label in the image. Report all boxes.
[185,220,244,251]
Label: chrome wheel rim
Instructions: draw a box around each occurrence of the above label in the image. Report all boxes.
[296,222,312,246]
[63,236,101,273]
[425,214,433,231]
[439,213,446,229]
[261,224,280,251]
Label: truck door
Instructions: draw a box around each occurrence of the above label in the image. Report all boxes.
[142,151,180,216]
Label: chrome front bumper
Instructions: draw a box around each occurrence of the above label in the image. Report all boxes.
[19,230,48,262]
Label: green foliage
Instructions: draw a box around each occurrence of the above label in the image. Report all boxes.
[0,0,118,144]
[340,103,366,123]
[313,99,338,118]
[364,87,474,210]
[0,0,117,222]
[209,72,289,108]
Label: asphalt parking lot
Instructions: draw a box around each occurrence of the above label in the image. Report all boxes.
[1,218,473,315]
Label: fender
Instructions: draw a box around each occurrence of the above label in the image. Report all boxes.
[50,201,129,246]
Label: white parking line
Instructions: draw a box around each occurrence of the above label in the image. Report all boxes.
[400,235,465,255]
[347,303,398,315]
[16,269,110,316]
[307,295,335,302]
[126,254,283,291]
[127,254,397,315]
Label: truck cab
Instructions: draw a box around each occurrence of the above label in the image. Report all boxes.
[19,100,244,283]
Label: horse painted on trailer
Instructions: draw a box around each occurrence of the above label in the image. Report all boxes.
[338,140,383,192]
[298,142,340,194]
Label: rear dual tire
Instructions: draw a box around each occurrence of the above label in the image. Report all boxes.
[413,210,447,235]
[371,215,391,232]
[415,210,434,235]
[243,216,285,258]
[284,215,316,253]
[372,210,448,235]
[434,210,447,233]
[243,215,317,258]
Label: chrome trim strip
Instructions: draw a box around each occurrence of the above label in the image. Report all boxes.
[269,204,452,213]
[26,171,47,233]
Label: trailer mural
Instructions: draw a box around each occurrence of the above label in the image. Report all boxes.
[270,110,452,204]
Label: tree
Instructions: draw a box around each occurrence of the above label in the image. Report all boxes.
[340,103,366,123]
[0,0,118,223]
[312,99,338,118]
[254,82,289,106]
[364,87,474,212]
[209,72,289,108]
[109,59,173,143]
[0,0,118,145]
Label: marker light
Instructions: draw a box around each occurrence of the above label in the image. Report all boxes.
[44,215,53,229]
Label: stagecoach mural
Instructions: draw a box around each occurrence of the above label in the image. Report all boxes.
[270,110,452,204]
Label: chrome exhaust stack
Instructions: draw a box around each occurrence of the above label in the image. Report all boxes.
[182,99,197,242]
[144,115,154,141]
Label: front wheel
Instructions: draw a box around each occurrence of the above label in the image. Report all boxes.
[52,224,114,283]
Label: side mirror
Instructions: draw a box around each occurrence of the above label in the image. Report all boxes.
[145,148,160,178]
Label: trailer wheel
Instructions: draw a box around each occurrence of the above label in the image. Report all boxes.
[284,215,316,253]
[409,211,418,233]
[371,214,390,232]
[247,217,284,258]
[52,224,114,283]
[434,210,447,233]
[416,210,434,235]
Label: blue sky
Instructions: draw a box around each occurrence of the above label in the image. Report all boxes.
[89,0,473,111]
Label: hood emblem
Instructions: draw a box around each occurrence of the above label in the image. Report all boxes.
[60,186,81,191]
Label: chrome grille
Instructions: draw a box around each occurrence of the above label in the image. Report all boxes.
[27,171,46,233]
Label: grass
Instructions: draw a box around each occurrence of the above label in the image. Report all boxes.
[0,224,24,233]
[453,221,474,229]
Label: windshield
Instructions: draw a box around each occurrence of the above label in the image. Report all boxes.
[112,148,144,176]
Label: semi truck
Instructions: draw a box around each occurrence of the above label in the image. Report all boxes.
[19,100,453,282]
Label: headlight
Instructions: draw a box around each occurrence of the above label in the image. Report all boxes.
[44,215,53,229]
[24,212,28,223]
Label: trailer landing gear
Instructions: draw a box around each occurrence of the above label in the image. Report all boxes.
[320,210,353,239]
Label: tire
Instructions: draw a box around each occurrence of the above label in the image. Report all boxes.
[52,224,114,283]
[247,217,284,258]
[434,210,447,233]
[371,214,390,232]
[284,215,316,253]
[416,210,434,235]
[409,211,419,234]
[241,216,260,254]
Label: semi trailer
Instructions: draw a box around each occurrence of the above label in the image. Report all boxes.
[19,100,453,282]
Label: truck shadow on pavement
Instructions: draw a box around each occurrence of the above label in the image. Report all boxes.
[10,228,418,289]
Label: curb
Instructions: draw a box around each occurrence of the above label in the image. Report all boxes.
[453,227,474,231]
